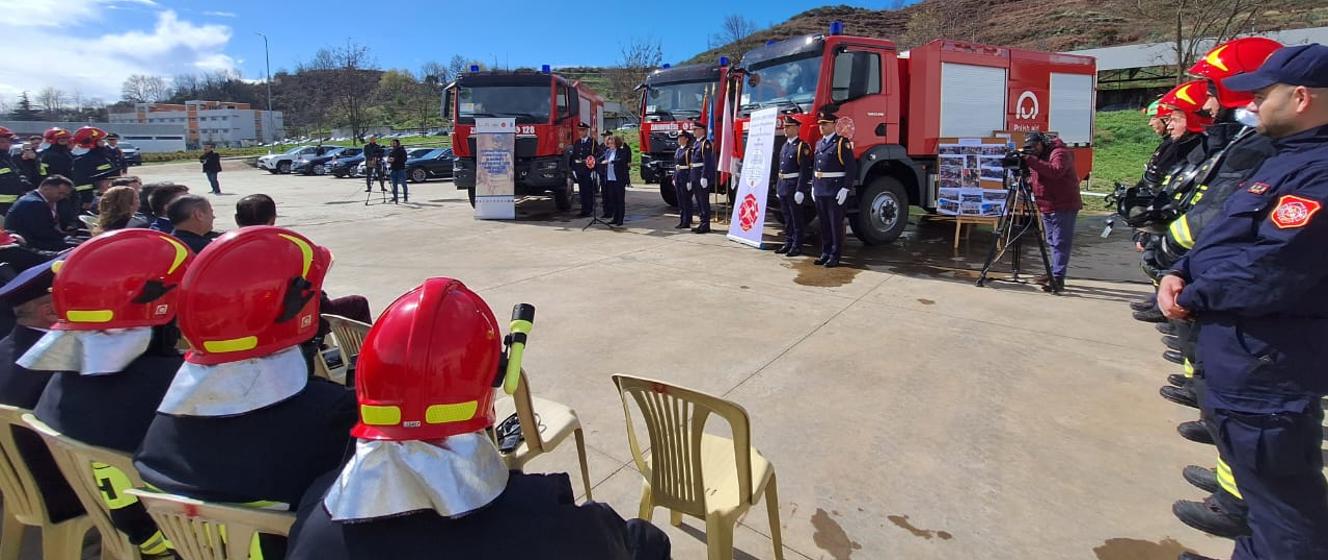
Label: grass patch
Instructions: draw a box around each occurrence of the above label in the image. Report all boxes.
[1089,109,1157,193]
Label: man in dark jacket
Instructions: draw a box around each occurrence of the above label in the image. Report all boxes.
[387,139,408,203]
[4,176,75,251]
[200,144,222,194]
[362,136,385,193]
[165,194,218,254]
[1023,132,1082,290]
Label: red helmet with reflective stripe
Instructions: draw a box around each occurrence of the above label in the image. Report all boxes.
[178,226,332,365]
[1160,80,1213,133]
[72,126,107,149]
[43,127,70,143]
[1188,37,1283,109]
[351,277,502,442]
[0,127,14,140]
[51,229,194,331]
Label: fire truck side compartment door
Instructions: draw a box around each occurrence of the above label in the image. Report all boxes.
[939,63,1007,138]
[1049,72,1094,146]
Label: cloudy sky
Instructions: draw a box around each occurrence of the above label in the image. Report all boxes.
[0,0,899,105]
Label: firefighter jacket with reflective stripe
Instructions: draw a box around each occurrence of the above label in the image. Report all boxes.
[73,149,116,190]
[287,471,650,560]
[777,137,812,198]
[38,145,72,181]
[0,151,30,212]
[1138,137,1174,191]
[1172,124,1328,412]
[134,379,356,507]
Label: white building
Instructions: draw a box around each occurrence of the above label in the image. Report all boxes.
[0,120,187,153]
[109,100,284,148]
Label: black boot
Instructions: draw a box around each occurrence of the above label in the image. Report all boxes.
[673,222,689,229]
[1163,349,1184,364]
[786,245,802,257]
[1182,465,1220,494]
[692,223,711,234]
[1134,306,1167,323]
[1156,322,1177,336]
[823,257,840,268]
[1167,373,1190,388]
[814,255,829,265]
[1160,384,1199,409]
[1130,294,1157,311]
[1173,497,1251,539]
[774,243,791,254]
[1177,420,1214,445]
[1162,335,1183,350]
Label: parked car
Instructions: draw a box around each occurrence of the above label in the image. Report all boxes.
[405,148,455,183]
[258,146,323,174]
[329,152,366,178]
[118,143,143,166]
[292,147,360,175]
[355,147,434,177]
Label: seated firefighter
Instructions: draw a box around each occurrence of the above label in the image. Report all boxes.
[134,226,356,544]
[286,277,670,560]
[22,229,197,557]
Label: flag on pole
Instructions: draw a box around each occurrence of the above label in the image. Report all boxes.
[706,86,716,141]
[718,85,736,181]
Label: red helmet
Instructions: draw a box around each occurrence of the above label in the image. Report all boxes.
[1188,37,1283,109]
[72,126,107,149]
[43,127,70,144]
[1160,80,1213,133]
[178,226,332,365]
[50,229,194,331]
[0,127,14,140]
[351,277,502,442]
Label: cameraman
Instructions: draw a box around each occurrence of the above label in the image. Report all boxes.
[1022,132,1081,290]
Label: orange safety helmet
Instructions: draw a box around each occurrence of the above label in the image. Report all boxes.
[43,127,70,143]
[50,229,194,331]
[72,126,107,149]
[1159,80,1213,133]
[178,226,332,365]
[1188,37,1283,109]
[0,127,14,140]
[351,277,502,442]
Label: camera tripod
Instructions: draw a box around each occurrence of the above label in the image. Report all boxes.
[975,167,1061,293]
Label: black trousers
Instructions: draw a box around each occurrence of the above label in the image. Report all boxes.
[603,179,626,225]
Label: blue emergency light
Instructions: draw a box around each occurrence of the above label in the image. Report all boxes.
[469,65,479,72]
[719,56,729,67]
[662,63,671,69]
[829,21,845,36]
[541,64,551,73]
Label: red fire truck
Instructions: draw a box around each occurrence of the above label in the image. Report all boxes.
[444,67,605,209]
[728,23,1097,244]
[636,61,734,206]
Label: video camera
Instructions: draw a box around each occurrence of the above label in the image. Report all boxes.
[1000,148,1033,169]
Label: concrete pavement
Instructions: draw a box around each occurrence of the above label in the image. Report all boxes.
[101,161,1225,559]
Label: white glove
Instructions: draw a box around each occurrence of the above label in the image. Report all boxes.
[794,191,805,205]
[700,178,709,189]
[685,181,692,192]
[836,188,849,206]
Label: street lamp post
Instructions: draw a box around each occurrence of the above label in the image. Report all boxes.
[255,32,275,146]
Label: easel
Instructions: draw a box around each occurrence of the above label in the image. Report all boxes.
[923,214,1000,249]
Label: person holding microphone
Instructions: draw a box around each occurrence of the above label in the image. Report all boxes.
[596,135,631,227]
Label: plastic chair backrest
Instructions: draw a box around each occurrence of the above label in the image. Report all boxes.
[611,374,756,516]
[22,414,141,560]
[125,489,296,560]
[0,405,51,526]
[323,315,370,360]
[510,369,544,454]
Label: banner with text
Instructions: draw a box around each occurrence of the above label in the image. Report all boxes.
[727,107,778,248]
[474,118,516,220]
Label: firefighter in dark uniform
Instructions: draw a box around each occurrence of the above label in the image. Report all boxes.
[0,127,30,215]
[0,259,83,526]
[104,133,127,175]
[776,115,812,256]
[673,130,694,229]
[38,127,79,231]
[688,122,715,234]
[1147,37,1285,541]
[23,229,197,557]
[812,109,856,268]
[71,126,116,211]
[285,277,670,560]
[135,227,356,555]
[16,136,41,187]
[569,123,598,217]
[1158,43,1328,560]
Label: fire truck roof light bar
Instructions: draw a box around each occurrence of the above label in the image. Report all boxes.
[829,21,845,36]
[469,65,479,72]
[719,56,729,67]
[541,64,551,73]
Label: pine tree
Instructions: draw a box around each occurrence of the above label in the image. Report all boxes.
[9,92,40,121]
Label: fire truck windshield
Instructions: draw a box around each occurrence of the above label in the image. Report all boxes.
[644,81,706,122]
[458,86,551,123]
[740,54,821,115]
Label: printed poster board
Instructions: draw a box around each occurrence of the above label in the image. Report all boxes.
[936,136,1012,217]
[474,118,516,220]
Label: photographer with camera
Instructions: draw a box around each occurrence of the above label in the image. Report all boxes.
[1021,132,1081,290]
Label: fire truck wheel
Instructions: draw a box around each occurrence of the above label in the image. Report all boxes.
[659,177,677,207]
[851,176,908,245]
[554,184,573,211]
[467,187,476,208]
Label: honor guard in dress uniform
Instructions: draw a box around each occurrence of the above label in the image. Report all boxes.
[812,109,856,268]
[1158,43,1328,560]
[71,126,116,210]
[0,259,84,526]
[688,122,716,234]
[570,123,598,217]
[286,277,670,560]
[135,227,356,529]
[104,133,127,175]
[23,229,197,557]
[673,130,695,229]
[0,127,29,215]
[775,115,812,256]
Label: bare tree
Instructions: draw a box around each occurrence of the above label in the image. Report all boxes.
[1135,0,1262,83]
[304,41,380,141]
[715,14,758,47]
[36,87,66,117]
[898,0,963,49]
[609,37,663,107]
[121,74,169,103]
